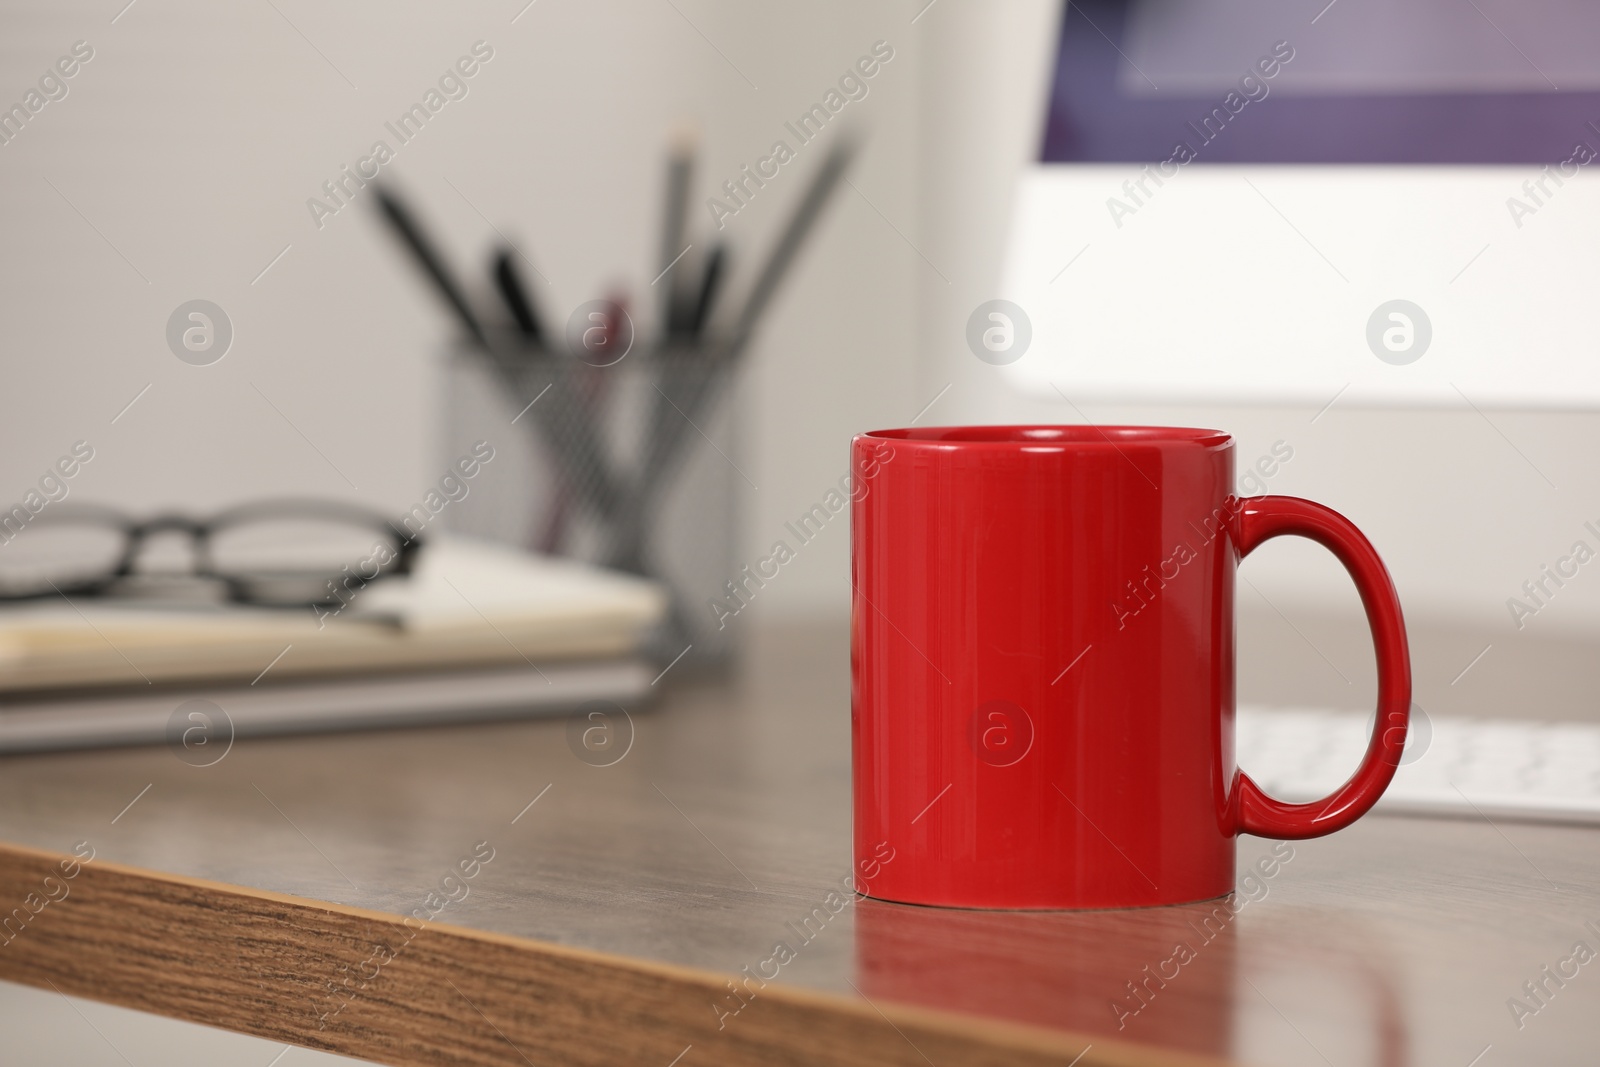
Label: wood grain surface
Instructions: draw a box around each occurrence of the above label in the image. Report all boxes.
[0,841,1197,1067]
[0,624,1596,1066]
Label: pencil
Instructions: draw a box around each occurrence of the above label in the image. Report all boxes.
[606,138,855,571]
[725,135,856,355]
[659,126,697,341]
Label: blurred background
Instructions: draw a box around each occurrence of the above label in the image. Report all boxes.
[3,0,1598,1061]
[2,0,1592,709]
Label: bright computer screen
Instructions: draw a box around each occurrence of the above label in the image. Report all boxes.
[1001,0,1600,408]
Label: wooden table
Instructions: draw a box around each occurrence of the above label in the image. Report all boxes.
[0,625,1594,1066]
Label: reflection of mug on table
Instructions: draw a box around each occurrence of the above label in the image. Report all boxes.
[855,851,1412,1067]
[854,894,1240,1057]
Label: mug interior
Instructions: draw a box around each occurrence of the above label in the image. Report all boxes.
[862,425,1231,448]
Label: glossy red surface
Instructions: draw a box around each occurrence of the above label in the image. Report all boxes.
[850,426,1410,909]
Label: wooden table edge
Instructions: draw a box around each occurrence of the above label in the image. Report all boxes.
[0,839,1239,1067]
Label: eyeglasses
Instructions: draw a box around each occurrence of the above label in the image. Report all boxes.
[0,499,423,607]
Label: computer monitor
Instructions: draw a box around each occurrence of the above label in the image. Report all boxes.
[998,0,1600,409]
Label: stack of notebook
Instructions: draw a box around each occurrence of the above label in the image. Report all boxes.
[0,537,666,752]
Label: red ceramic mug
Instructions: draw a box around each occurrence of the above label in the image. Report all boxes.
[850,426,1410,909]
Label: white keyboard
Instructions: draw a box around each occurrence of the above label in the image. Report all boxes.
[1237,707,1600,825]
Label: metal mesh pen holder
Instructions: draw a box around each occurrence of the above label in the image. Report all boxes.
[444,341,743,667]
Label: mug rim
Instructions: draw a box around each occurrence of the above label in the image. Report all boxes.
[859,425,1232,450]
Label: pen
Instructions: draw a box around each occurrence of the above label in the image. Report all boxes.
[689,244,726,339]
[373,184,489,349]
[493,247,544,345]
[371,185,626,529]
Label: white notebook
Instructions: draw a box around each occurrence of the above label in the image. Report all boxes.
[0,660,652,754]
[0,537,666,693]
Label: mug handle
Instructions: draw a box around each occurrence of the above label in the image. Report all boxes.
[1230,495,1412,840]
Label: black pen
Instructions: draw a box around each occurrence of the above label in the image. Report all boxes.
[689,244,726,339]
[493,247,544,345]
[373,184,488,348]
